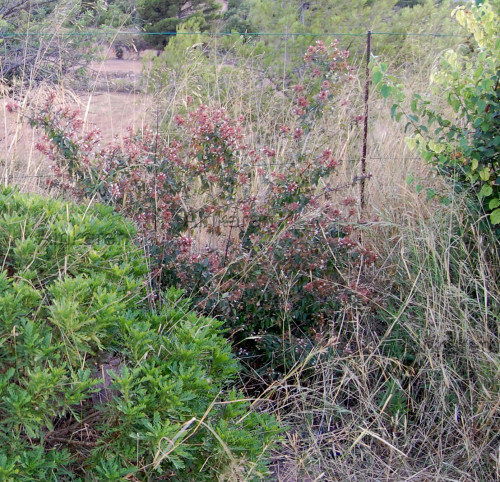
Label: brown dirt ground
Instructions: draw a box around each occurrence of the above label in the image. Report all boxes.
[77,91,152,140]
[1,59,153,190]
[90,58,143,75]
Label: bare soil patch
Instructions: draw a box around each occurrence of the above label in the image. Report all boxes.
[81,57,154,138]
[89,58,143,75]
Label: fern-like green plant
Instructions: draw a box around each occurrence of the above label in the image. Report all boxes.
[0,187,279,480]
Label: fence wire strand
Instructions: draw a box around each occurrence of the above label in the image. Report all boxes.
[3,157,424,182]
[0,30,469,38]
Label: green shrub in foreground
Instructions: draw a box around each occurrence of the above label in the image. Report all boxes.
[0,187,278,480]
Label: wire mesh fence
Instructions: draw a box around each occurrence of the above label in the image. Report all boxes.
[0,28,467,204]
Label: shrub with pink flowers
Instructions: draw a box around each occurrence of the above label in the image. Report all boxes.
[30,41,376,379]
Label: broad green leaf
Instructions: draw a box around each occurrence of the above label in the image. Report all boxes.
[450,97,461,112]
[489,198,500,210]
[478,184,493,199]
[406,138,417,150]
[428,140,444,154]
[455,8,466,25]
[372,70,383,86]
[380,84,392,99]
[479,168,490,181]
[491,208,500,225]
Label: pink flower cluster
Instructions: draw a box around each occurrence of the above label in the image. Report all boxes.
[29,39,376,375]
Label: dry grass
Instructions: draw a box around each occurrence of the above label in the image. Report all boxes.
[268,188,499,481]
[261,49,499,480]
[0,71,153,193]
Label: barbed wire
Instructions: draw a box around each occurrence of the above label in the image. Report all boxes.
[369,157,421,160]
[0,30,469,39]
[1,156,424,182]
[3,174,57,180]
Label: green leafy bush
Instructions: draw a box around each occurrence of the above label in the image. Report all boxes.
[137,0,220,48]
[235,0,459,79]
[0,188,278,480]
[373,1,500,226]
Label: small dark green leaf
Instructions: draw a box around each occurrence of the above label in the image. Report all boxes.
[474,117,484,127]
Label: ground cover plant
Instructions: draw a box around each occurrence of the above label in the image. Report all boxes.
[0,187,279,480]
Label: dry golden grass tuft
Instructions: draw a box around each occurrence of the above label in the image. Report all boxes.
[268,187,499,481]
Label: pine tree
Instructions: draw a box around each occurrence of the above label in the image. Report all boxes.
[137,0,220,47]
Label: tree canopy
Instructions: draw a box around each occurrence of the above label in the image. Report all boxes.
[137,0,220,47]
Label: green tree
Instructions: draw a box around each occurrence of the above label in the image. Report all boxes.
[222,0,254,33]
[80,0,138,27]
[137,0,220,47]
[239,0,459,79]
